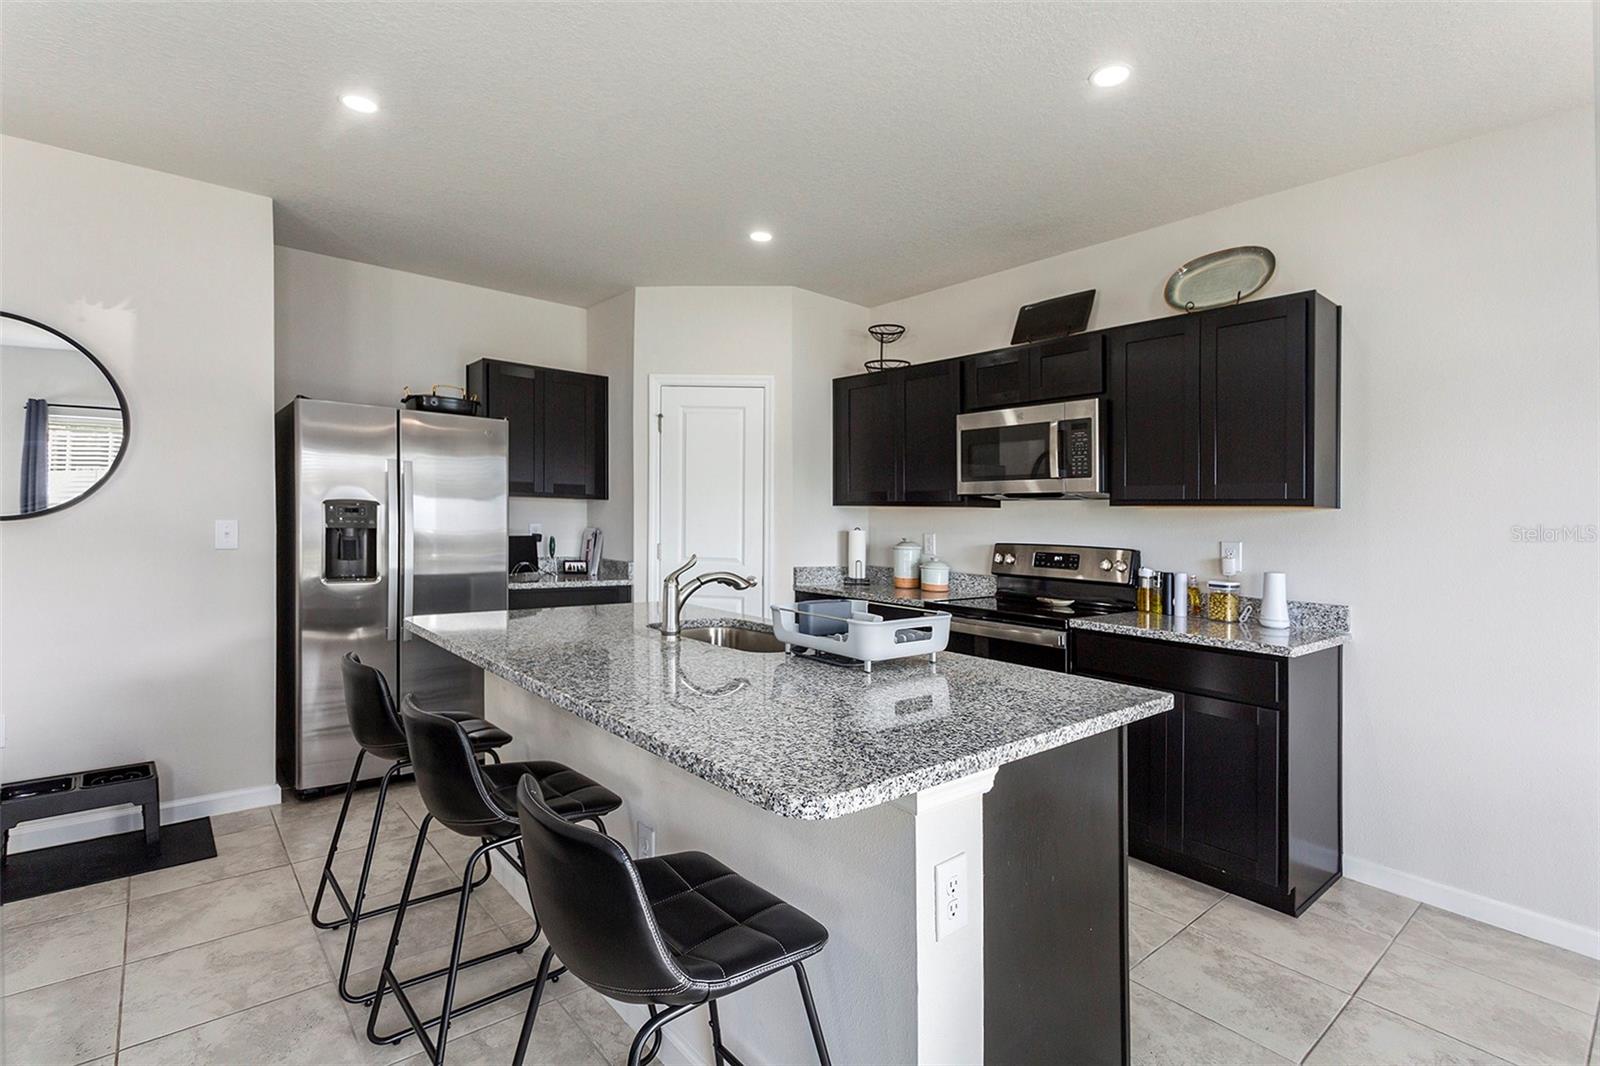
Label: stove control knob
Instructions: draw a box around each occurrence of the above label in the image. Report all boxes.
[1113,560,1129,573]
[1099,559,1113,571]
[993,552,1004,564]
[1003,553,1016,564]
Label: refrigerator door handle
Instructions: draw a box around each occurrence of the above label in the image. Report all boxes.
[401,459,415,642]
[385,459,400,641]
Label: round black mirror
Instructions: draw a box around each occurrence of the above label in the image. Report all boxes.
[1,313,129,520]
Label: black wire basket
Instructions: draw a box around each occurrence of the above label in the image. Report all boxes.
[865,323,909,372]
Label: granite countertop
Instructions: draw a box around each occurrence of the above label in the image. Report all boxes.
[405,604,1170,820]
[795,568,1350,659]
[509,574,634,590]
[791,573,947,607]
[791,564,995,607]
[1069,612,1350,658]
[509,557,633,591]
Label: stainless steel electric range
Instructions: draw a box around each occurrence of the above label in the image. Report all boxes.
[940,542,1140,671]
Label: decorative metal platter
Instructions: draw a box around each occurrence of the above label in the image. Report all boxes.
[1164,246,1276,311]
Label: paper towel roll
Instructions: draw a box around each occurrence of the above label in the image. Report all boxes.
[846,527,867,583]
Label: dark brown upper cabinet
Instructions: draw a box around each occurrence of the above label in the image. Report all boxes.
[834,362,991,507]
[1109,291,1339,507]
[1109,315,1202,502]
[467,358,608,499]
[832,372,898,505]
[960,334,1106,411]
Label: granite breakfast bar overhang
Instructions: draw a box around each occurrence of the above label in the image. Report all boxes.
[406,604,1171,1065]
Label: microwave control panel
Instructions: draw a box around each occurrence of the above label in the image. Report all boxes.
[1061,418,1095,479]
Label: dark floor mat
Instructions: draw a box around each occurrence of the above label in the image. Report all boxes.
[1,817,217,902]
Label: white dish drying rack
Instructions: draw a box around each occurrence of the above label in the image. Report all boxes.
[770,599,950,672]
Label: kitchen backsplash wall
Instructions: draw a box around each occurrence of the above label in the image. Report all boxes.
[508,497,590,559]
[852,109,1600,940]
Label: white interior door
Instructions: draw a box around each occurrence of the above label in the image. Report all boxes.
[656,383,769,617]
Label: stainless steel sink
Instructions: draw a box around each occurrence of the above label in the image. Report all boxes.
[680,626,788,653]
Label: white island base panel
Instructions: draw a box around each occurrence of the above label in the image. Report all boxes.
[483,671,995,1066]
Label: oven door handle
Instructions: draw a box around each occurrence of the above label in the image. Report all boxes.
[949,618,1067,649]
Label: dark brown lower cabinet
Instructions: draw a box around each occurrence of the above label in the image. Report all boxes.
[508,584,631,609]
[1072,629,1341,915]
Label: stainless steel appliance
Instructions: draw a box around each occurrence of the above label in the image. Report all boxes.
[940,542,1139,670]
[276,399,508,793]
[955,398,1106,498]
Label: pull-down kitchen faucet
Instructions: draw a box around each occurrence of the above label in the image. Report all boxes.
[659,554,758,640]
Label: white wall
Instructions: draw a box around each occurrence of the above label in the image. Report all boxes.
[858,108,1600,951]
[275,247,592,548]
[628,287,869,599]
[586,289,636,560]
[0,136,277,813]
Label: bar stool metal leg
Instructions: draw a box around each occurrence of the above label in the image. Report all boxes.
[628,1003,697,1066]
[794,962,833,1066]
[309,754,497,1005]
[365,823,546,1061]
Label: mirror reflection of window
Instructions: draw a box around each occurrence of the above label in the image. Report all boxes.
[1,315,128,518]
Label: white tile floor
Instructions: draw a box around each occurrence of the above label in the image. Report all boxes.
[1127,858,1600,1065]
[3,788,1597,1065]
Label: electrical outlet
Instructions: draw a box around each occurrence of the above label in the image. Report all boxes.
[527,523,542,537]
[214,519,239,550]
[636,821,656,858]
[1219,541,1243,576]
[934,852,968,941]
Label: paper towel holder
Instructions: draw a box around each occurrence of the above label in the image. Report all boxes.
[845,526,870,585]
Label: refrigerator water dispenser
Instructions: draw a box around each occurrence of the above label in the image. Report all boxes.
[323,499,378,581]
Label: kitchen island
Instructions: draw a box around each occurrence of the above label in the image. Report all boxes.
[406,604,1171,1065]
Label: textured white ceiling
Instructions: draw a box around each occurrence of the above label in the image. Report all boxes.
[2,2,1590,307]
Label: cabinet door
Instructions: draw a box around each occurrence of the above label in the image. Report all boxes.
[536,368,606,498]
[961,346,1032,410]
[1034,333,1105,400]
[1109,317,1201,502]
[1201,296,1308,502]
[833,373,898,504]
[1178,695,1280,883]
[897,361,962,503]
[477,360,541,495]
[1127,703,1178,851]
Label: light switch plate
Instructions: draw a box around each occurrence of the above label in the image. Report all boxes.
[215,519,239,550]
[636,821,656,859]
[934,852,968,941]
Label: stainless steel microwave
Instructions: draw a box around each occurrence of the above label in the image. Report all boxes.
[956,398,1106,498]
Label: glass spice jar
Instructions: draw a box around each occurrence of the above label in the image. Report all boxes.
[1187,576,1203,614]
[1206,580,1242,622]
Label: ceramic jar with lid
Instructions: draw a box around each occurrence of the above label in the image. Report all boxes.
[892,538,923,588]
[919,557,950,594]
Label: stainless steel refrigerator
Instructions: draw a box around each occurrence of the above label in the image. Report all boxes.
[276,399,508,793]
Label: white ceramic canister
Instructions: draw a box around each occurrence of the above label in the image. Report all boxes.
[919,556,951,594]
[892,538,923,588]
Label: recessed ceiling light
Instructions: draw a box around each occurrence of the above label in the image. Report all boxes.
[749,230,773,243]
[340,94,380,114]
[1088,64,1131,89]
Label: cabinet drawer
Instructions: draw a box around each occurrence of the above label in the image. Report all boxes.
[1071,630,1281,707]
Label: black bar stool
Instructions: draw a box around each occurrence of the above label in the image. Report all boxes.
[367,695,623,1065]
[511,774,833,1066]
[311,653,513,1004]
